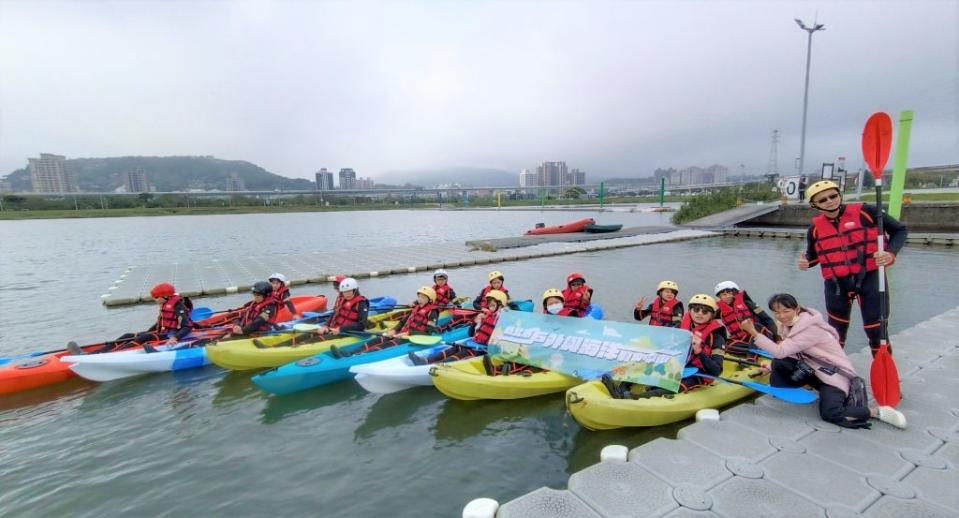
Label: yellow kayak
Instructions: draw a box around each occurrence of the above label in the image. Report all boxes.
[430,357,581,400]
[205,309,408,371]
[565,360,767,430]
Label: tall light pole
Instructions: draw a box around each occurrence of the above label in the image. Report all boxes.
[795,18,825,176]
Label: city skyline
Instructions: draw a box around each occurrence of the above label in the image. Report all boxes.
[1,2,955,181]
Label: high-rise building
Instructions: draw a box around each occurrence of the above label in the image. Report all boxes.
[571,168,586,186]
[338,168,356,190]
[356,177,375,189]
[519,169,539,188]
[705,164,728,184]
[28,153,76,193]
[124,167,149,192]
[537,161,568,187]
[315,168,334,191]
[226,172,246,191]
[0,177,12,193]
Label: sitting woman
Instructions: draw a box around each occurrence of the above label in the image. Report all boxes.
[740,293,906,429]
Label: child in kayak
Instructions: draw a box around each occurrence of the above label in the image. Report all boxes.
[432,269,458,306]
[714,281,777,358]
[562,272,593,316]
[473,270,510,310]
[543,288,584,317]
[410,289,507,365]
[634,280,683,327]
[332,286,437,358]
[268,273,300,320]
[605,294,725,399]
[68,282,195,355]
[317,277,368,335]
[228,281,279,337]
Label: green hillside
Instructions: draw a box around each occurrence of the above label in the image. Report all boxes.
[4,156,314,192]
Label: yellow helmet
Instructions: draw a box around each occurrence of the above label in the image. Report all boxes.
[688,293,718,312]
[487,270,505,282]
[657,280,679,294]
[806,180,841,205]
[416,286,437,303]
[485,289,508,307]
[542,288,565,302]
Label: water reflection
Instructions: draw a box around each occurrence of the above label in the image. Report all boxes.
[260,380,367,424]
[355,389,445,440]
[432,396,564,443]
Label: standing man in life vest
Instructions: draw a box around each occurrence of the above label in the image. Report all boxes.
[798,180,907,355]
[67,282,194,355]
[562,272,593,315]
[229,282,279,337]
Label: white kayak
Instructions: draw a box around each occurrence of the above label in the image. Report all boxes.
[350,340,484,395]
[63,346,209,382]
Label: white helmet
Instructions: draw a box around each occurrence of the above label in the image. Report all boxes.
[338,277,358,292]
[268,272,288,284]
[714,281,740,295]
[433,268,449,279]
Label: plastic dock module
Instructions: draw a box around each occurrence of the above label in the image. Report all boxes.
[101,230,715,306]
[489,305,959,518]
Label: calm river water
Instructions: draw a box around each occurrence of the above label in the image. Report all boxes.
[1,208,957,517]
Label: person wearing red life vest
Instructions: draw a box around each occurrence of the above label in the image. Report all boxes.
[634,280,684,327]
[543,288,583,317]
[410,289,507,365]
[268,273,300,320]
[714,280,777,358]
[798,180,906,355]
[333,286,436,358]
[317,277,368,336]
[432,269,458,306]
[561,272,593,315]
[229,281,279,336]
[473,270,510,310]
[67,282,195,355]
[604,294,725,399]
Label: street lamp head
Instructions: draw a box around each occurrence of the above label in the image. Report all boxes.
[814,24,825,31]
[794,18,807,29]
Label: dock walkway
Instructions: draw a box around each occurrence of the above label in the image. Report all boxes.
[682,202,782,228]
[483,306,959,518]
[102,229,714,306]
[465,226,675,250]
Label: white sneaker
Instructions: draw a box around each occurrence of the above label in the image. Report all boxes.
[878,406,907,429]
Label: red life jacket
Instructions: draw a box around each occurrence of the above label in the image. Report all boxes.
[717,291,752,340]
[473,308,500,345]
[812,203,879,280]
[156,295,192,333]
[433,283,454,306]
[650,297,680,327]
[330,295,367,328]
[271,284,291,307]
[401,303,436,334]
[680,314,723,370]
[241,298,278,331]
[478,285,509,309]
[562,284,592,313]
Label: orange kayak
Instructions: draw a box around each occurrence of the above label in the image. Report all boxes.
[0,295,327,396]
[524,218,595,235]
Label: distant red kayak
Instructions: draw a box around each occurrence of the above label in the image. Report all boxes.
[524,218,596,235]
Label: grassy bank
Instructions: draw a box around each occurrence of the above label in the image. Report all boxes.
[671,183,781,224]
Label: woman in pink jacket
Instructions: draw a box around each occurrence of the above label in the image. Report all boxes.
[740,293,906,430]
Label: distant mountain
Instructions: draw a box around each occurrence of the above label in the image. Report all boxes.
[385,167,518,187]
[3,156,314,192]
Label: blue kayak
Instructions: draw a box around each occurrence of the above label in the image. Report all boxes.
[252,319,471,396]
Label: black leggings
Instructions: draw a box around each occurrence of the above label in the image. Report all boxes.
[770,357,870,427]
[823,270,888,355]
[93,331,164,354]
[424,344,481,363]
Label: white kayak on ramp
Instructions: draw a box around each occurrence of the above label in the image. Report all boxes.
[350,340,483,395]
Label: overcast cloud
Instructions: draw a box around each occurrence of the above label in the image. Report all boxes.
[0,0,956,181]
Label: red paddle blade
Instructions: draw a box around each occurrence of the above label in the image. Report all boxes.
[870,344,901,407]
[862,112,893,179]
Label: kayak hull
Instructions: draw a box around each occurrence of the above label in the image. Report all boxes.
[583,224,623,233]
[431,357,581,400]
[64,347,210,382]
[253,319,470,396]
[350,340,485,394]
[524,218,595,235]
[565,362,766,430]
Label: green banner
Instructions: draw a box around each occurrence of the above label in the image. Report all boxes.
[888,110,914,219]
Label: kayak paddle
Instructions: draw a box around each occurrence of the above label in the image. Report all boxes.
[862,112,901,408]
[688,368,818,404]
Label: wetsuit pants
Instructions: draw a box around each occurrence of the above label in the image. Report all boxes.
[94,331,164,353]
[770,357,870,428]
[823,269,888,355]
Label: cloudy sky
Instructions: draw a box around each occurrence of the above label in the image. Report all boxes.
[0,0,956,181]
